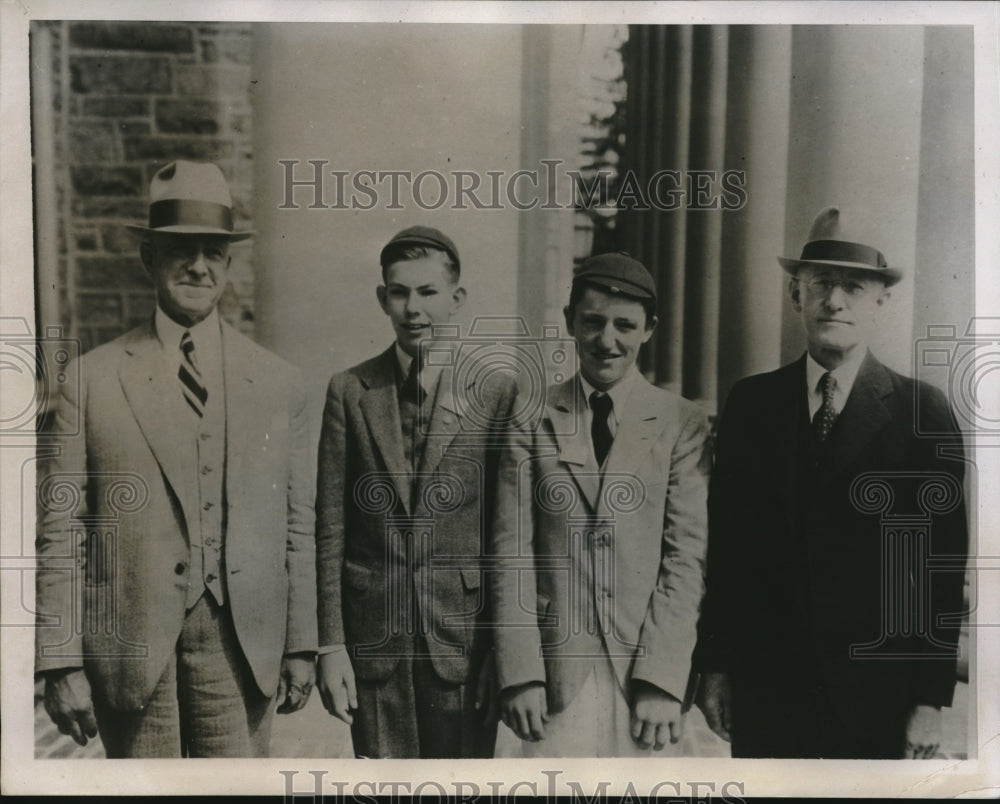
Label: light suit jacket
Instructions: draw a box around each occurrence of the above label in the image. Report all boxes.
[315,344,518,684]
[491,375,711,714]
[35,320,317,711]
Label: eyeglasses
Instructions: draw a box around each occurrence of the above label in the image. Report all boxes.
[800,277,873,297]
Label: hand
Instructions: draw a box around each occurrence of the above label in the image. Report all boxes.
[630,680,683,750]
[317,648,358,726]
[43,667,98,746]
[276,652,316,714]
[498,681,548,742]
[474,650,499,726]
[696,671,733,742]
[905,704,942,758]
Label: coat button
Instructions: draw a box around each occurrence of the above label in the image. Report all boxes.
[174,562,185,575]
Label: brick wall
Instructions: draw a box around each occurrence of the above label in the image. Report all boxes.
[34,21,255,353]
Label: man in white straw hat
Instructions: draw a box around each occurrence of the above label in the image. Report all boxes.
[36,160,318,757]
[694,207,968,758]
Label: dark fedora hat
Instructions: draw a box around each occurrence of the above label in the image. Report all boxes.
[125,160,253,241]
[777,206,901,286]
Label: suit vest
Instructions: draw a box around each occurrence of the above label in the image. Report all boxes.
[183,375,226,609]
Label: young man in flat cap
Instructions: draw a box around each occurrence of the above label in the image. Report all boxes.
[695,207,968,758]
[491,253,711,757]
[315,226,518,758]
[36,160,317,757]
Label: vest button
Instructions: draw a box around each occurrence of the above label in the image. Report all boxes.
[174,562,185,575]
[206,574,216,583]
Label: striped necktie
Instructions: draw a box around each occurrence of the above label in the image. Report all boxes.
[813,371,838,443]
[179,331,208,417]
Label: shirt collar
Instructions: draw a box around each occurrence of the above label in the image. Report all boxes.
[154,306,222,363]
[579,367,639,423]
[394,341,442,391]
[805,348,866,398]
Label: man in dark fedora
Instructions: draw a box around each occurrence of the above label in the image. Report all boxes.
[695,207,968,758]
[36,160,318,757]
[314,226,518,758]
[491,253,711,757]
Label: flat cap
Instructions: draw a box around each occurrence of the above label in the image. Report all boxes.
[380,225,461,272]
[573,251,656,301]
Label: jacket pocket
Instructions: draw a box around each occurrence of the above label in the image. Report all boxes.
[460,566,481,591]
[343,559,374,592]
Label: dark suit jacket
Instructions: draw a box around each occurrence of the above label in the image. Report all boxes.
[315,344,518,684]
[696,351,968,737]
[492,375,711,714]
[35,320,318,711]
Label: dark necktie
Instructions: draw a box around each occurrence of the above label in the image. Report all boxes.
[590,391,614,467]
[399,355,426,407]
[813,371,838,443]
[179,331,207,417]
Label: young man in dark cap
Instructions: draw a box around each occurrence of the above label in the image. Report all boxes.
[36,160,317,757]
[314,226,517,758]
[491,253,711,757]
[695,207,968,758]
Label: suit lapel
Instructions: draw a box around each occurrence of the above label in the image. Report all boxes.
[118,321,200,537]
[415,366,462,486]
[599,377,665,517]
[823,350,893,479]
[221,324,263,513]
[547,379,600,513]
[358,346,412,514]
[776,357,808,526]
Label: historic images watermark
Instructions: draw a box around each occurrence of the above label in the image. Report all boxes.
[279,768,748,802]
[276,159,748,212]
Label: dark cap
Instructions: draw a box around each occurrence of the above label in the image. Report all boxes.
[380,225,460,272]
[573,252,656,301]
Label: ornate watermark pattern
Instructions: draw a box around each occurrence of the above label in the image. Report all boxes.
[848,472,967,660]
[914,317,1000,437]
[417,317,578,437]
[36,471,152,659]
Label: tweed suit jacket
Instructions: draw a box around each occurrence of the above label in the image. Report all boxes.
[35,320,318,711]
[315,344,518,684]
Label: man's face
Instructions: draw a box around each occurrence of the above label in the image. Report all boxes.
[377,253,466,357]
[141,233,231,327]
[790,265,889,358]
[565,286,655,391]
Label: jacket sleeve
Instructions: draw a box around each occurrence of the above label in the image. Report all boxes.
[631,402,712,701]
[284,367,318,655]
[489,408,547,694]
[692,379,749,674]
[315,374,348,648]
[35,357,88,673]
[913,382,969,708]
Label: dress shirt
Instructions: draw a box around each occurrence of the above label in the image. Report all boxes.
[155,306,224,404]
[578,367,640,451]
[805,349,865,420]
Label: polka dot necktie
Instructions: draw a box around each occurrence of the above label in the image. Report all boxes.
[813,371,838,443]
